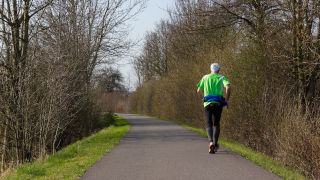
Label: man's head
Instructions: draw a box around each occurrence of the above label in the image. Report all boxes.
[210,63,220,73]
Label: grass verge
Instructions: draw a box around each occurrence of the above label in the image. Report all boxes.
[3,115,130,180]
[148,115,307,180]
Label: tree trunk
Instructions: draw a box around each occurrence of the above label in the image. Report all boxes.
[291,0,298,92]
[1,118,8,173]
[296,0,304,95]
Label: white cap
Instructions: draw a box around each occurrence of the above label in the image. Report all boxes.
[210,63,220,71]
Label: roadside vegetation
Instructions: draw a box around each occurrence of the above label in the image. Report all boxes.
[2,115,130,180]
[129,0,320,179]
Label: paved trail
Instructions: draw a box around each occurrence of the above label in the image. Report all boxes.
[81,114,282,180]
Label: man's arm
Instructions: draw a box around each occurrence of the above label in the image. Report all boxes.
[197,87,203,98]
[225,85,231,108]
[225,85,231,101]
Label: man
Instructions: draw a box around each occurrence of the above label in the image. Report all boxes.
[197,63,231,154]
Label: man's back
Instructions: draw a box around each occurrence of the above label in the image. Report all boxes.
[197,73,230,107]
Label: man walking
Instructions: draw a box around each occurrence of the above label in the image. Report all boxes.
[197,63,231,154]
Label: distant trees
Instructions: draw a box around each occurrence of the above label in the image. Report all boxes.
[94,67,129,113]
[134,21,171,82]
[95,68,126,93]
[131,0,320,178]
[0,0,145,173]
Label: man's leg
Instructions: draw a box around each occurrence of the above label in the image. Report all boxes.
[205,105,213,142]
[213,106,223,146]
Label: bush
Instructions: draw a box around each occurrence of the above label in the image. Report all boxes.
[97,112,116,128]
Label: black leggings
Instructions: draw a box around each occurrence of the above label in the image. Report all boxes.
[205,104,223,144]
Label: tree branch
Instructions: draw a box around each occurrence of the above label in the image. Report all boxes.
[212,1,256,31]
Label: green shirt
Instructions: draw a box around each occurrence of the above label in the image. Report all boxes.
[197,73,230,107]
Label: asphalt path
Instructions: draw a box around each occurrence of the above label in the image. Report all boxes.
[81,114,282,180]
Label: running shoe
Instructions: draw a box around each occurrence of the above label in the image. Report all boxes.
[209,143,215,154]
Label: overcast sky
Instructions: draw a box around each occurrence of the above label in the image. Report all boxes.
[113,0,175,91]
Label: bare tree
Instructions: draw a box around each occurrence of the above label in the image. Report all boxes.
[0,0,52,169]
[0,0,145,173]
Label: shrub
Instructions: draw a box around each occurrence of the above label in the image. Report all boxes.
[97,112,116,128]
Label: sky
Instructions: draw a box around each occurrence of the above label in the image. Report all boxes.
[113,0,176,91]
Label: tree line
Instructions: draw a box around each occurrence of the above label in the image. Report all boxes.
[0,0,144,173]
[130,0,320,178]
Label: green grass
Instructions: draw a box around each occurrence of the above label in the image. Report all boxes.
[146,115,308,180]
[3,115,130,180]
